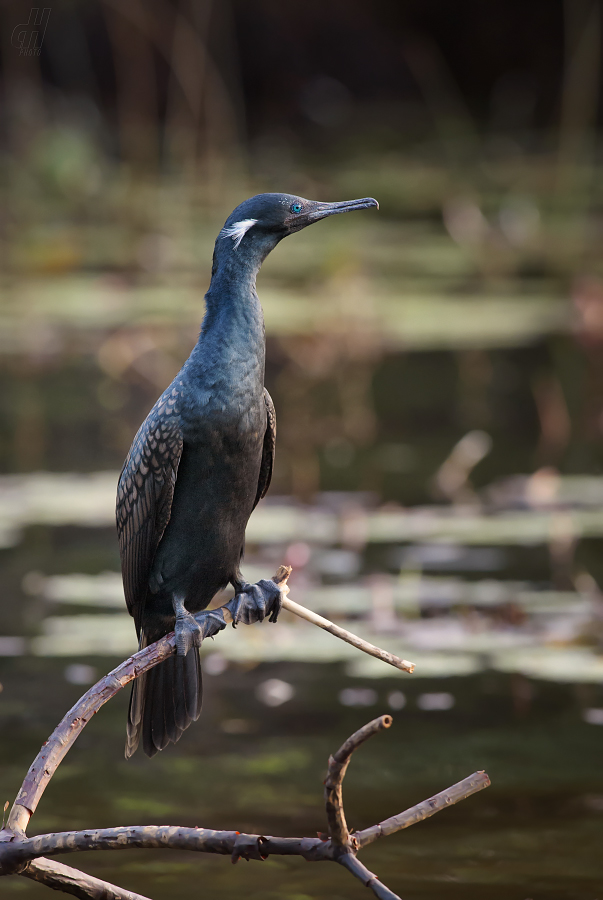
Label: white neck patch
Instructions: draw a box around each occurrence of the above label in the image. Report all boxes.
[219,218,258,251]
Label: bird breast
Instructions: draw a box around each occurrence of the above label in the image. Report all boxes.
[179,371,264,447]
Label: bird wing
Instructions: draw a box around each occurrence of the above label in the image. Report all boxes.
[253,387,276,509]
[116,384,183,634]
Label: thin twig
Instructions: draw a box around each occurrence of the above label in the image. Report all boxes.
[355,770,491,848]
[223,565,416,674]
[21,857,151,900]
[324,715,392,846]
[282,595,415,673]
[273,566,415,674]
[337,853,402,900]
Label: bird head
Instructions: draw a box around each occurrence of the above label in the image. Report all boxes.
[216,193,379,264]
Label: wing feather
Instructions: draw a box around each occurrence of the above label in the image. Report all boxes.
[116,384,183,633]
[253,387,276,510]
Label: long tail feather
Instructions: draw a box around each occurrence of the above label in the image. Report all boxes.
[126,643,202,758]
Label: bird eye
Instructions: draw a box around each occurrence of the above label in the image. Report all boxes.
[290,202,303,214]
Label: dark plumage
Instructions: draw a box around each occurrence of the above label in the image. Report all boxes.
[116,192,378,757]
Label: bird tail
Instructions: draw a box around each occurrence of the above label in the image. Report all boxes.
[125,634,203,758]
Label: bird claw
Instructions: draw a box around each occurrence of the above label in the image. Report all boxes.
[174,611,202,657]
[227,579,283,626]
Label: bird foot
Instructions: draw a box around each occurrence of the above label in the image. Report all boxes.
[174,610,202,657]
[226,579,283,626]
[193,609,228,640]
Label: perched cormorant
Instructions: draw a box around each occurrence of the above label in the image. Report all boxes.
[116,192,379,757]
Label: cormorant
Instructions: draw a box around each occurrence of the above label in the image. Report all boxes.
[116,192,379,757]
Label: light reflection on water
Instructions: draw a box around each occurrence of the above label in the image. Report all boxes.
[2,472,603,688]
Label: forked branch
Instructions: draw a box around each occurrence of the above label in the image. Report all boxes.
[4,566,413,837]
[0,569,486,900]
[2,761,489,899]
[325,714,393,846]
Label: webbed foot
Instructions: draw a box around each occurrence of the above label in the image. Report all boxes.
[226,579,283,626]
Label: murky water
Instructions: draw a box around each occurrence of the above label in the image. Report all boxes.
[2,206,603,897]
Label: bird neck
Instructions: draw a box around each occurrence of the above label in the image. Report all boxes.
[192,249,267,374]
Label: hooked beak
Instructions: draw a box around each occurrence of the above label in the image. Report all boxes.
[307,197,379,222]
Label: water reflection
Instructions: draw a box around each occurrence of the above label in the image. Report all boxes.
[0,471,602,687]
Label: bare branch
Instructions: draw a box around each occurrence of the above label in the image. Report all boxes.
[0,826,332,870]
[0,565,488,900]
[324,714,392,846]
[0,705,492,900]
[355,770,491,848]
[2,771,491,871]
[5,632,176,836]
[338,852,402,900]
[282,596,415,673]
[273,566,415,674]
[6,565,413,838]
[5,568,289,836]
[225,566,416,674]
[21,857,151,900]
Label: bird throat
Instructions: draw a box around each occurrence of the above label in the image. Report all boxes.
[184,243,267,418]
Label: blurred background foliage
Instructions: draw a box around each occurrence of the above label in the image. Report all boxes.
[1,1,603,898]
